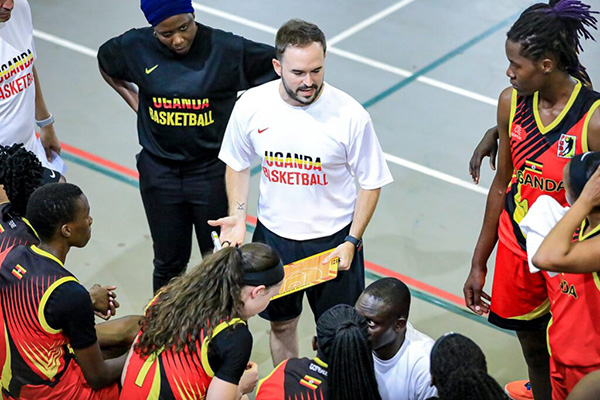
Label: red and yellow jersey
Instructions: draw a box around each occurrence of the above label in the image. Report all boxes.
[120,318,245,400]
[0,245,113,399]
[499,82,600,258]
[546,221,600,368]
[0,203,39,253]
[256,357,328,400]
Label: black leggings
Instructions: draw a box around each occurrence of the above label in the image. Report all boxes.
[137,149,228,292]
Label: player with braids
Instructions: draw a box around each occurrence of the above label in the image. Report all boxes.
[256,304,381,400]
[468,0,595,185]
[429,333,488,398]
[0,144,43,251]
[464,1,600,399]
[0,143,43,216]
[121,243,284,400]
[441,368,508,400]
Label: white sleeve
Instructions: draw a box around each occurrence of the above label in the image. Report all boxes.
[411,356,438,400]
[218,102,255,172]
[347,117,394,189]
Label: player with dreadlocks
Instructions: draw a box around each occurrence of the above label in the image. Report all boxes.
[468,0,595,186]
[255,304,381,400]
[464,1,600,399]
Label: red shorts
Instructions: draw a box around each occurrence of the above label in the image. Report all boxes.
[488,240,550,331]
[550,358,600,400]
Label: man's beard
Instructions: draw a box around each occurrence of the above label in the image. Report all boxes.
[281,75,323,106]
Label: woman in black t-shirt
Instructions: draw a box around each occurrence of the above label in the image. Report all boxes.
[97,0,278,293]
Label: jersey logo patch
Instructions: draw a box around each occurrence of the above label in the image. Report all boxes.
[512,124,525,141]
[258,127,269,134]
[0,223,4,233]
[145,64,159,75]
[557,134,576,158]
[11,264,26,280]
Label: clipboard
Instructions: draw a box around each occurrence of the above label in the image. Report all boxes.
[271,248,339,300]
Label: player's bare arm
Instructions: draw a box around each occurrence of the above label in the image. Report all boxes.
[74,341,127,389]
[98,66,140,113]
[207,166,250,246]
[464,87,514,315]
[324,187,381,271]
[33,65,61,160]
[469,125,499,184]
[533,107,600,273]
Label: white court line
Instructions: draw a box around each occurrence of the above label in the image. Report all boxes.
[32,20,490,196]
[33,29,97,57]
[192,3,497,106]
[384,153,489,195]
[328,0,418,46]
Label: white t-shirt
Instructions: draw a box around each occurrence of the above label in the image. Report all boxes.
[219,80,393,240]
[373,323,438,400]
[0,0,43,161]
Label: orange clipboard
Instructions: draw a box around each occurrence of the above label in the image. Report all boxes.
[271,248,339,300]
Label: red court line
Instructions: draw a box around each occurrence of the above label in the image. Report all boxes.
[61,141,139,179]
[61,141,467,309]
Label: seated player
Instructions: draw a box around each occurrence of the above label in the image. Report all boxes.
[0,143,117,320]
[120,243,284,400]
[531,152,600,399]
[355,278,438,400]
[255,304,381,400]
[0,143,60,251]
[0,183,124,399]
[428,332,506,400]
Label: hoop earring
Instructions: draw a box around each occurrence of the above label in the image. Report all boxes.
[153,31,157,38]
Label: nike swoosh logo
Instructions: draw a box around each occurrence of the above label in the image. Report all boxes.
[49,170,56,178]
[258,128,269,134]
[145,65,159,74]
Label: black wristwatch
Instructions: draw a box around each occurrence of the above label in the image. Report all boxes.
[344,235,363,251]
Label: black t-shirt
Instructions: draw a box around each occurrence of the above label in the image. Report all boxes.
[97,23,277,162]
[207,323,253,384]
[44,281,97,350]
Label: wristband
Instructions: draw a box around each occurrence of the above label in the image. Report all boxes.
[344,235,363,250]
[36,114,54,128]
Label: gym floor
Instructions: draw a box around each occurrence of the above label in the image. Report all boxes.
[27,0,600,393]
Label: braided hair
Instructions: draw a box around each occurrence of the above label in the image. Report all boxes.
[0,144,43,217]
[507,0,597,83]
[316,304,381,400]
[430,333,487,397]
[441,367,508,400]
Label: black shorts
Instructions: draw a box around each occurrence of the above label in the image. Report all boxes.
[254,220,365,322]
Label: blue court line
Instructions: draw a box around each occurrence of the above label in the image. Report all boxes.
[361,11,520,109]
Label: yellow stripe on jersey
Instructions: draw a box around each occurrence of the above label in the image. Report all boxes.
[201,318,245,377]
[508,89,518,138]
[582,99,600,153]
[1,324,12,391]
[135,349,163,387]
[534,80,581,134]
[38,276,78,334]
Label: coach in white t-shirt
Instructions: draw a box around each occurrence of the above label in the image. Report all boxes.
[0,0,61,169]
[211,18,393,366]
[356,278,438,400]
